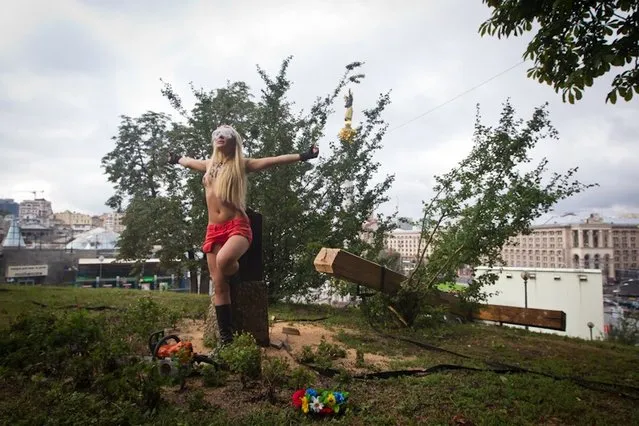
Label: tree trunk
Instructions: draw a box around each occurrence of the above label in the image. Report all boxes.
[187,249,198,293]
[199,262,210,295]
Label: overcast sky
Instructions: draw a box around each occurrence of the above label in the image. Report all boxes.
[2,0,638,221]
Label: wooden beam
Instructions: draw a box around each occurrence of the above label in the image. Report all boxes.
[475,305,567,331]
[314,248,405,294]
[313,247,567,331]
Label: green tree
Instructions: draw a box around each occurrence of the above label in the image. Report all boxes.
[479,0,639,104]
[101,111,178,211]
[229,58,395,301]
[371,100,597,326]
[102,58,395,300]
[100,112,192,283]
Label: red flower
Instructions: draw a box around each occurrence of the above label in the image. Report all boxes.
[320,407,334,415]
[292,389,305,408]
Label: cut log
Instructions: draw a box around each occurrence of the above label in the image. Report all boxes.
[314,248,405,293]
[230,280,270,347]
[313,247,567,331]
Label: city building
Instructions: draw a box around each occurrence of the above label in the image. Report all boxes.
[0,199,19,217]
[19,198,53,226]
[54,210,93,232]
[384,227,434,274]
[91,215,104,228]
[501,213,639,281]
[101,212,126,233]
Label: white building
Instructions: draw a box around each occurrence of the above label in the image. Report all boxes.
[474,266,604,340]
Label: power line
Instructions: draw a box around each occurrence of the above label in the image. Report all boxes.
[388,60,526,133]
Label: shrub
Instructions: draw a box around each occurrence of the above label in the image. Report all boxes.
[261,356,291,403]
[218,332,262,387]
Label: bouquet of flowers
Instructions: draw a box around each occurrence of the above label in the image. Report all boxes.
[292,388,349,415]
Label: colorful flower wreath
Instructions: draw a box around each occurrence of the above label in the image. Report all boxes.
[292,388,349,415]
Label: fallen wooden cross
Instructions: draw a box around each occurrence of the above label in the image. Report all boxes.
[314,248,566,331]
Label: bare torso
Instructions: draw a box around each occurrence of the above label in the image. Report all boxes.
[203,160,248,224]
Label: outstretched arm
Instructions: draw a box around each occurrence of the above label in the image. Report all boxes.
[168,152,208,172]
[246,145,319,173]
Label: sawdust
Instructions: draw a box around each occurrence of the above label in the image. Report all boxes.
[168,319,412,372]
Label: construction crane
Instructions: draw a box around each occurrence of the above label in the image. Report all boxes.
[15,190,44,200]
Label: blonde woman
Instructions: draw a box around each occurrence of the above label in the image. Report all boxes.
[168,124,319,345]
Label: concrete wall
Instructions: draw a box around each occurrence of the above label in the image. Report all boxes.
[475,266,604,340]
[0,248,104,284]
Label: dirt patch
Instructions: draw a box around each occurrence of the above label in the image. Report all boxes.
[168,319,412,372]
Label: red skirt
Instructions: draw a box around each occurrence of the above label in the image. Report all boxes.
[201,216,253,253]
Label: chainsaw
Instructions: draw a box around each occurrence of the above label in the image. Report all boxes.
[148,330,217,378]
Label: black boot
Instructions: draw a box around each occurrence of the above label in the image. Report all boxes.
[215,304,233,345]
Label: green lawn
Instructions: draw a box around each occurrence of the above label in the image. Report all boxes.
[1,284,638,425]
[437,282,468,292]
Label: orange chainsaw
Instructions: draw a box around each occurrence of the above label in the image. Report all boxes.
[148,330,216,376]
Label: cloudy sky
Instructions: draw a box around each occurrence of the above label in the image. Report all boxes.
[2,0,638,221]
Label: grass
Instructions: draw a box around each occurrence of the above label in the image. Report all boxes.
[1,284,638,425]
[437,281,468,292]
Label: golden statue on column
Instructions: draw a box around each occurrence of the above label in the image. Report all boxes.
[338,89,357,144]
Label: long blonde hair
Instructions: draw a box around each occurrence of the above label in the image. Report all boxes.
[204,126,247,210]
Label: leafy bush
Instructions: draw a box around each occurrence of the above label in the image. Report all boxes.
[288,366,317,390]
[218,332,262,387]
[122,296,181,341]
[201,364,228,388]
[261,356,291,403]
[294,337,347,369]
[0,310,169,422]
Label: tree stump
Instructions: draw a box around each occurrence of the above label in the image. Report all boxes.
[204,210,270,347]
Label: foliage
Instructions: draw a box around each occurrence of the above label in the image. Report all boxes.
[295,337,347,369]
[261,356,292,403]
[377,100,597,326]
[0,310,170,422]
[2,288,639,425]
[102,57,396,301]
[607,310,639,345]
[201,364,228,387]
[122,296,181,342]
[479,0,639,104]
[288,366,317,390]
[376,248,402,272]
[218,332,262,387]
[101,111,179,210]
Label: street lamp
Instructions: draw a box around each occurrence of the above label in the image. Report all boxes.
[98,255,105,287]
[521,271,530,331]
[587,321,594,341]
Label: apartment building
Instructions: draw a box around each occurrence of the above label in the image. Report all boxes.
[501,213,639,280]
[54,210,93,232]
[19,199,53,226]
[384,227,435,273]
[101,212,126,233]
